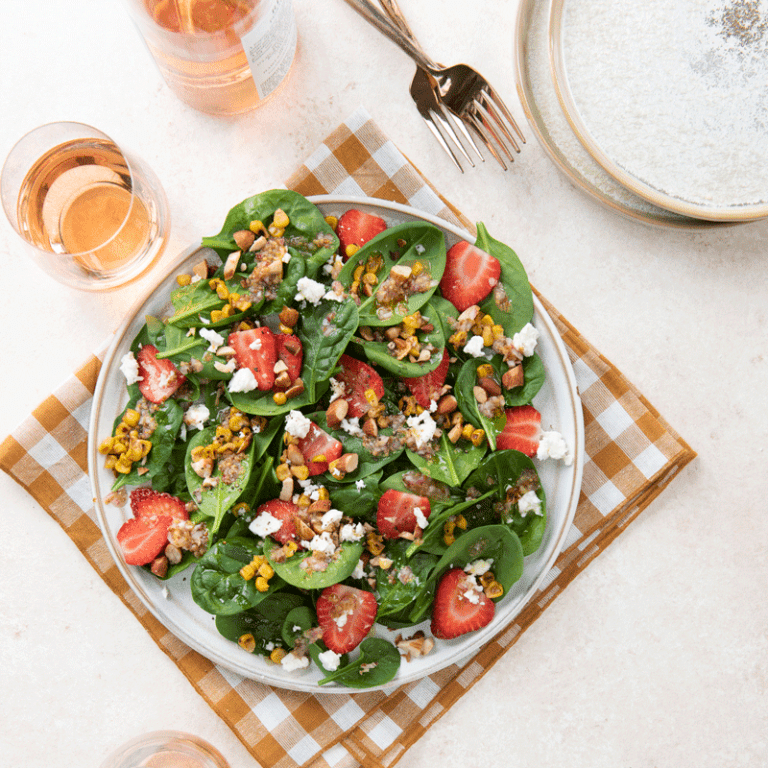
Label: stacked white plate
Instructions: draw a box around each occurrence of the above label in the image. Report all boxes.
[515,0,768,227]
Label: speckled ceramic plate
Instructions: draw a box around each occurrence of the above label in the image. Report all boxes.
[515,0,721,228]
[89,196,584,693]
[549,0,768,222]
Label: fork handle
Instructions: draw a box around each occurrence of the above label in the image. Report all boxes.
[378,0,438,68]
[341,0,435,70]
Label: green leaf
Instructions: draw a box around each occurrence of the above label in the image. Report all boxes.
[263,538,364,590]
[318,638,401,688]
[454,357,506,451]
[406,431,487,487]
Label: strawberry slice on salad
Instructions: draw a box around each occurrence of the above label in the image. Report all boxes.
[334,354,385,418]
[439,240,501,311]
[136,345,186,404]
[295,421,343,476]
[376,489,431,540]
[130,488,189,522]
[430,568,496,640]
[496,404,542,456]
[316,584,378,654]
[255,499,302,546]
[228,327,277,391]
[403,349,450,408]
[336,209,386,260]
[117,515,173,566]
[275,333,303,384]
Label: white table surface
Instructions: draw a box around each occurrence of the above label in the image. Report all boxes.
[1,1,766,767]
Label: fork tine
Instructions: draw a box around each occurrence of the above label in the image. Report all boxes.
[439,103,485,162]
[474,98,518,161]
[432,106,476,167]
[482,83,526,146]
[466,108,509,171]
[419,112,466,172]
[477,94,521,155]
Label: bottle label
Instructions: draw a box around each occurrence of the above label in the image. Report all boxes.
[240,0,297,99]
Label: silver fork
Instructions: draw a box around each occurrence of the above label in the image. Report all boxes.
[342,0,525,170]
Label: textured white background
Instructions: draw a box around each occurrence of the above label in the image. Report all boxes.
[0,1,766,767]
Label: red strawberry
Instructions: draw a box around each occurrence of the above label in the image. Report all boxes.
[254,499,302,546]
[130,488,189,522]
[136,345,186,404]
[430,568,495,640]
[316,584,378,654]
[116,515,173,566]
[376,489,431,540]
[336,209,386,260]
[439,240,501,312]
[403,349,450,408]
[228,327,277,391]
[275,333,303,384]
[295,421,343,476]
[335,354,385,418]
[496,404,542,456]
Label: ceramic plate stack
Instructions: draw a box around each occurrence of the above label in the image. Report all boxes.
[515,0,768,227]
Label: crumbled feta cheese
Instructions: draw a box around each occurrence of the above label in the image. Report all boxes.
[537,430,572,464]
[355,479,366,490]
[406,410,438,448]
[302,531,337,555]
[318,649,342,671]
[321,508,344,529]
[413,506,430,529]
[282,251,292,263]
[228,367,258,393]
[323,289,344,302]
[415,243,426,254]
[119,351,142,384]
[340,523,365,542]
[463,335,486,358]
[184,403,210,430]
[281,652,310,672]
[429,399,438,412]
[249,336,262,350]
[199,327,225,352]
[340,417,364,437]
[465,559,494,576]
[329,377,346,402]
[334,610,351,628]
[351,559,366,579]
[285,410,312,438]
[461,574,484,604]
[295,277,327,306]
[512,323,540,357]
[518,490,543,517]
[249,511,283,538]
[214,358,236,374]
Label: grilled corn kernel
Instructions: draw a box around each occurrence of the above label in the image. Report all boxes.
[98,437,115,455]
[353,264,365,281]
[443,532,456,546]
[104,455,118,470]
[114,423,131,438]
[257,562,274,579]
[268,224,284,238]
[232,502,251,518]
[216,425,233,441]
[316,487,330,501]
[240,564,256,580]
[482,326,494,347]
[311,454,326,464]
[269,647,287,664]
[470,428,486,447]
[461,423,475,440]
[492,324,505,340]
[228,412,249,432]
[114,457,133,474]
[176,273,192,287]
[273,208,290,228]
[325,215,338,229]
[449,330,468,347]
[279,323,294,335]
[291,464,310,481]
[366,533,385,556]
[238,633,256,652]
[273,391,287,406]
[124,445,143,463]
[484,580,504,600]
[285,541,299,556]
[443,520,456,536]
[296,494,311,508]
[410,260,424,276]
[479,571,496,588]
[249,220,267,235]
[364,388,379,405]
[345,244,360,258]
[275,463,291,482]
[123,408,140,427]
[210,309,226,323]
[455,514,468,530]
[476,363,494,379]
[255,576,270,592]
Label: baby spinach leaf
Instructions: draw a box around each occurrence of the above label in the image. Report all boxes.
[406,431,487,487]
[263,538,364,590]
[281,606,348,673]
[215,591,305,654]
[375,540,438,622]
[318,638,401,688]
[503,353,546,406]
[454,357,506,451]
[323,471,382,519]
[228,380,330,417]
[190,537,285,615]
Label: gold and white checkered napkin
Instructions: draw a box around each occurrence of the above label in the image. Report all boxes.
[0,108,695,768]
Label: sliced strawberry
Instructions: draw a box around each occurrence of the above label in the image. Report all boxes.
[275,333,303,384]
[130,488,189,522]
[316,584,378,654]
[136,345,186,404]
[496,404,542,456]
[254,499,302,546]
[334,354,385,418]
[403,349,450,408]
[376,489,431,540]
[295,421,343,476]
[439,240,501,312]
[430,568,495,640]
[228,327,277,391]
[336,209,387,260]
[116,515,173,566]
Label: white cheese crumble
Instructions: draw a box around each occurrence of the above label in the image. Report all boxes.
[406,410,438,448]
[281,652,310,672]
[340,417,364,437]
[340,522,365,542]
[329,377,346,402]
[320,508,344,529]
[249,336,262,350]
[463,335,486,358]
[199,327,225,353]
[285,410,312,439]
[323,289,344,302]
[537,430,573,465]
[512,323,540,357]
[119,351,142,385]
[317,649,342,672]
[351,559,366,579]
[295,276,327,306]
[249,511,283,538]
[355,479,366,490]
[334,610,351,629]
[302,531,337,555]
[518,490,543,517]
[183,403,210,430]
[465,559,494,576]
[228,367,258,393]
[413,506,430,529]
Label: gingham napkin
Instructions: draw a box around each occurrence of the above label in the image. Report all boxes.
[0,107,695,768]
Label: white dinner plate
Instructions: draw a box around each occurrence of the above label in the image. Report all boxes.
[89,195,585,693]
[549,0,768,222]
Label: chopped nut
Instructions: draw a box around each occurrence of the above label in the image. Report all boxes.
[478,376,502,396]
[274,371,292,389]
[307,499,332,515]
[437,394,458,415]
[389,264,413,283]
[363,417,378,437]
[473,385,488,404]
[274,359,289,374]
[502,365,524,389]
[295,518,316,541]
[279,477,294,501]
[223,251,241,280]
[285,379,305,400]
[192,260,209,279]
[286,444,306,466]
[233,230,255,250]
[279,305,300,328]
[326,398,349,429]
[151,555,168,578]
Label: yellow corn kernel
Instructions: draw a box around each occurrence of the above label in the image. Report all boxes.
[275,463,291,482]
[255,576,270,592]
[268,224,284,238]
[484,580,504,600]
[482,326,494,347]
[273,208,290,228]
[114,423,131,438]
[345,244,360,258]
[273,391,287,406]
[279,323,294,335]
[492,324,505,340]
[104,455,118,470]
[209,278,228,299]
[311,454,326,463]
[325,215,338,229]
[291,464,310,481]
[443,520,456,536]
[257,562,274,580]
[210,309,227,323]
[285,541,299,556]
[228,412,249,432]
[366,532,385,556]
[138,441,153,458]
[98,437,115,455]
[249,219,267,235]
[249,555,266,569]
[176,273,192,287]
[296,494,311,508]
[443,532,456,546]
[124,445,144,463]
[476,363,494,379]
[240,564,256,580]
[123,408,140,427]
[270,647,287,664]
[232,502,251,518]
[114,457,133,474]
[479,571,496,588]
[410,260,424,276]
[112,441,128,455]
[316,487,330,501]
[353,264,365,282]
[216,425,233,441]
[449,330,468,348]
[238,633,256,652]
[461,423,475,440]
[364,388,379,405]
[455,514,468,530]
[470,428,485,447]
